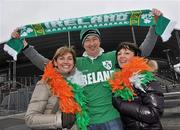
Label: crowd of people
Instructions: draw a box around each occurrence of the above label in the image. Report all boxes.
[11,9,164,130]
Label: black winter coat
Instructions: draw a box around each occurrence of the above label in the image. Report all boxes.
[113,81,164,130]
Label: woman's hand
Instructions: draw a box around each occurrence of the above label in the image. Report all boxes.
[61,112,76,129]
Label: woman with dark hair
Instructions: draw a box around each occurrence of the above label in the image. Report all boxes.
[109,42,164,130]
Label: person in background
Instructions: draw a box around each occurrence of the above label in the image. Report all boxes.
[11,9,162,130]
[111,42,164,130]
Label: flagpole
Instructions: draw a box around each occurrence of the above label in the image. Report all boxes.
[131,26,136,44]
[68,31,71,47]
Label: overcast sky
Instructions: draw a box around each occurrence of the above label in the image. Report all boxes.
[1,0,180,43]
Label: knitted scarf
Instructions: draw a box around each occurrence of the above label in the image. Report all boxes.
[42,61,89,130]
[109,57,156,100]
[4,9,176,60]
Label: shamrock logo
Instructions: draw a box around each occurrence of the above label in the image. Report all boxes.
[141,12,153,24]
[21,27,33,37]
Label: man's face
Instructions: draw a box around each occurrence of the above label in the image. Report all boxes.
[83,35,100,57]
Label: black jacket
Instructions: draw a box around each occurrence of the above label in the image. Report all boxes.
[113,81,164,130]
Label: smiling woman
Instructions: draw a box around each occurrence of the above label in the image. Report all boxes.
[24,45,88,130]
[110,41,164,130]
[52,46,76,74]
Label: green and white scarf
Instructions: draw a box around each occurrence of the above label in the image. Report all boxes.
[4,9,176,60]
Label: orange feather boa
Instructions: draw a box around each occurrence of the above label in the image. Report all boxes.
[42,61,81,114]
[109,57,153,95]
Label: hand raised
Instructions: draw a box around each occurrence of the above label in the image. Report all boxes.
[11,28,21,39]
[152,8,163,16]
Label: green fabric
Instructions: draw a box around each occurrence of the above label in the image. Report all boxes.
[6,39,24,53]
[4,9,176,60]
[76,51,120,124]
[155,16,170,35]
[19,9,158,39]
[141,71,157,86]
[113,87,134,101]
[14,9,175,40]
[3,38,24,60]
[67,81,89,130]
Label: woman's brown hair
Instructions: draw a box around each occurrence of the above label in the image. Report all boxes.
[52,46,76,65]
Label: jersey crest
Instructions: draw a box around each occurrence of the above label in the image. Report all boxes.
[102,60,112,70]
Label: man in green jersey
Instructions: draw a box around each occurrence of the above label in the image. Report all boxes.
[75,9,162,129]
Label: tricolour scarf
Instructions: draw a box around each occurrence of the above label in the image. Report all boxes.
[42,61,89,130]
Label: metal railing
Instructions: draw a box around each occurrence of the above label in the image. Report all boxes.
[0,76,40,116]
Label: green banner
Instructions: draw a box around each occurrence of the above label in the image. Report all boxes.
[4,9,176,61]
[20,9,155,38]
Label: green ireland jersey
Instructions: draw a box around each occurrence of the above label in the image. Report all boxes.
[76,51,120,125]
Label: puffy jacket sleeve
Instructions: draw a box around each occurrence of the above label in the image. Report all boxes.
[23,45,49,71]
[114,81,164,124]
[25,81,62,129]
[139,26,158,57]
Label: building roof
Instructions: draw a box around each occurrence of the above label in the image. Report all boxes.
[0,26,179,76]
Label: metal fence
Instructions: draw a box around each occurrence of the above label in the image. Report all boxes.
[0,76,40,116]
[0,72,180,117]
